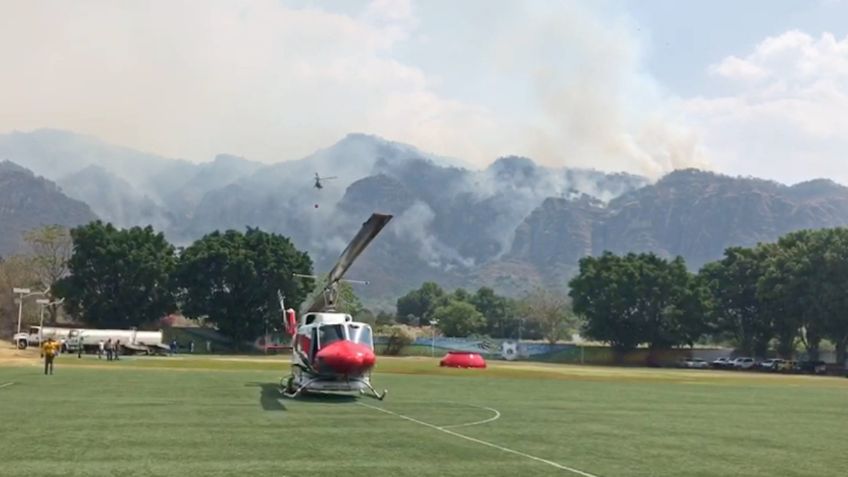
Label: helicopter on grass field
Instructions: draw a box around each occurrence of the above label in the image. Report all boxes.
[278,212,392,400]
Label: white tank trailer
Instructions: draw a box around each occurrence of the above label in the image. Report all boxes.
[65,328,167,355]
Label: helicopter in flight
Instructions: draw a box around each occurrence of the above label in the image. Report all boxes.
[313,172,337,189]
[278,212,392,400]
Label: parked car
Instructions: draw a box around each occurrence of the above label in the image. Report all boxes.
[758,358,784,371]
[685,358,710,369]
[711,357,732,369]
[777,360,798,372]
[732,357,756,370]
[797,360,827,375]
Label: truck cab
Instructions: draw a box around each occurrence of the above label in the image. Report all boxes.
[12,326,37,349]
[13,326,71,350]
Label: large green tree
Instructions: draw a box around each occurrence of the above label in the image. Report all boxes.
[570,252,641,354]
[471,287,517,338]
[818,229,848,365]
[431,299,486,337]
[699,246,775,357]
[395,281,445,325]
[175,228,312,349]
[55,222,177,328]
[570,252,704,358]
[760,229,848,363]
[758,231,826,360]
[634,255,699,351]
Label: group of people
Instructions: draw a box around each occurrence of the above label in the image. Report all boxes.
[40,337,122,375]
[40,336,212,375]
[97,339,121,361]
[169,339,197,354]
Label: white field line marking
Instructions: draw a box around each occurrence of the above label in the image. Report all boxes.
[0,382,15,389]
[357,402,599,477]
[440,405,501,429]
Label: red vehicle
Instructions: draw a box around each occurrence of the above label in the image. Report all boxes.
[440,351,487,368]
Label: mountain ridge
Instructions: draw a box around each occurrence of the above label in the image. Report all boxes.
[3,129,848,305]
[0,160,98,257]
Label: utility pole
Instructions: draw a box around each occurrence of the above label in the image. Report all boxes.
[13,288,31,335]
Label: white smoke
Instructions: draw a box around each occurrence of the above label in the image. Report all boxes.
[490,2,710,177]
[390,201,475,270]
[1,1,707,178]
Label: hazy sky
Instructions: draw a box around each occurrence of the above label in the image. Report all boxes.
[2,0,848,184]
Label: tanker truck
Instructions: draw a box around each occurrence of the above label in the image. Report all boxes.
[65,328,167,355]
[12,326,74,350]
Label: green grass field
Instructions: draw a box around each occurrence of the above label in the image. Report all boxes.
[1,352,846,477]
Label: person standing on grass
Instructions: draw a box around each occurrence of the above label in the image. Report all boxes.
[98,339,104,359]
[41,338,60,375]
[114,340,121,360]
[105,338,113,361]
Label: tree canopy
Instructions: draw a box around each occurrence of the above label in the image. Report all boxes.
[567,228,848,365]
[395,281,445,324]
[431,299,486,337]
[472,287,517,338]
[698,246,773,356]
[175,228,312,348]
[570,252,704,356]
[55,222,177,328]
[757,229,848,362]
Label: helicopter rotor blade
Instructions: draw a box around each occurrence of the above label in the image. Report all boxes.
[304,213,392,313]
[328,213,392,283]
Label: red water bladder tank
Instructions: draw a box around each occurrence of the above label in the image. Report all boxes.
[439,351,487,368]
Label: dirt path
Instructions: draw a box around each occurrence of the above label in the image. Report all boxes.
[0,342,39,366]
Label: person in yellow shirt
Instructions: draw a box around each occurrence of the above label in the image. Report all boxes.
[42,338,60,375]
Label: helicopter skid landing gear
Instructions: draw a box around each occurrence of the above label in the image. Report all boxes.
[281,376,318,399]
[359,381,388,400]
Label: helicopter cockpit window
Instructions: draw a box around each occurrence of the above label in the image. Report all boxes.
[348,324,372,347]
[318,324,346,348]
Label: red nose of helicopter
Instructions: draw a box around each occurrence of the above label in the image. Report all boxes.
[315,340,376,375]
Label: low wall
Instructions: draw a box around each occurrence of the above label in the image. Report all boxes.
[375,336,729,366]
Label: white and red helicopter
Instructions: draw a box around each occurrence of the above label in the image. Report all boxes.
[278,212,392,400]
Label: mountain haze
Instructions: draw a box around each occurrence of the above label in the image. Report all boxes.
[3,129,848,306]
[0,161,98,257]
